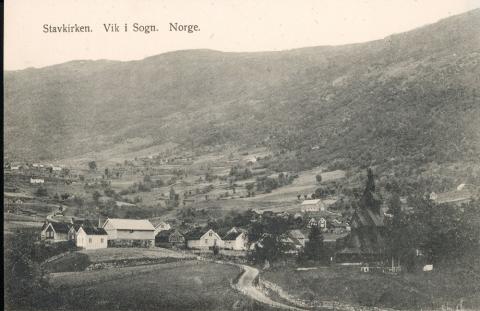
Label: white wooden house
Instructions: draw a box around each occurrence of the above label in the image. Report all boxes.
[30,178,45,184]
[40,222,70,242]
[186,229,223,249]
[301,199,325,212]
[76,226,108,250]
[102,218,155,247]
[222,227,248,250]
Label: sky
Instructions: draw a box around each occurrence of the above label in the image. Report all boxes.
[4,0,480,70]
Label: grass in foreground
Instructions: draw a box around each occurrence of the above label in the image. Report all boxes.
[261,264,480,310]
[50,261,276,311]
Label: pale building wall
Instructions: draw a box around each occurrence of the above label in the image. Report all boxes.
[76,230,108,250]
[116,229,155,240]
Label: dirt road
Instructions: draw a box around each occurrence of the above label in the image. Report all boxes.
[234,264,308,310]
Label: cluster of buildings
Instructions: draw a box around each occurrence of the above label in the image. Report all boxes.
[40,217,250,251]
[156,226,249,251]
[40,218,156,249]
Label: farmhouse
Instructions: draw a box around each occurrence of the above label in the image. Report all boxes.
[68,219,95,242]
[30,178,45,184]
[40,221,70,242]
[102,218,155,247]
[222,227,248,250]
[301,199,325,212]
[76,226,108,250]
[186,228,223,249]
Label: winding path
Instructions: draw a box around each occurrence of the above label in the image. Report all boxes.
[233,264,308,310]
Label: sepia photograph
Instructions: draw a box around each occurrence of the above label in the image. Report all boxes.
[3,1,480,310]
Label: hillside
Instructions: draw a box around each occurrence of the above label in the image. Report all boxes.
[4,9,480,168]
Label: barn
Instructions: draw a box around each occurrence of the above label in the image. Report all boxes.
[102,218,155,247]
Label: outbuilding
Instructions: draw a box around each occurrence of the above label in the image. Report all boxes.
[102,218,155,247]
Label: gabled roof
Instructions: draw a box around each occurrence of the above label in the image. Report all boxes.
[71,219,95,231]
[301,199,322,205]
[185,228,221,240]
[223,231,244,241]
[44,222,70,234]
[80,226,108,236]
[156,229,174,238]
[184,227,208,240]
[104,218,155,231]
[288,229,306,240]
[154,221,170,228]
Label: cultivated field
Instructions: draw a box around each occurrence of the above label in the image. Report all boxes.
[246,168,346,205]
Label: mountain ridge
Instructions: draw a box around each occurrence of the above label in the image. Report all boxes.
[4,9,480,170]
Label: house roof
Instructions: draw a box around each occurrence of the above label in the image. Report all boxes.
[184,227,208,240]
[104,218,155,231]
[301,199,322,205]
[288,229,306,240]
[44,222,70,233]
[433,190,472,204]
[71,219,95,231]
[223,231,244,241]
[81,227,108,235]
[185,228,220,240]
[156,229,174,238]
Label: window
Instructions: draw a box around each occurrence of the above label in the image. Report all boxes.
[205,239,208,244]
[47,230,54,239]
[101,238,104,243]
[89,238,92,243]
[209,232,212,237]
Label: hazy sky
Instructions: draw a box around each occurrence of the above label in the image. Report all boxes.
[5,0,480,70]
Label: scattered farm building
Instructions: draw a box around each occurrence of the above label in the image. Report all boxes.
[30,178,45,184]
[301,199,326,212]
[102,218,155,247]
[429,189,473,205]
